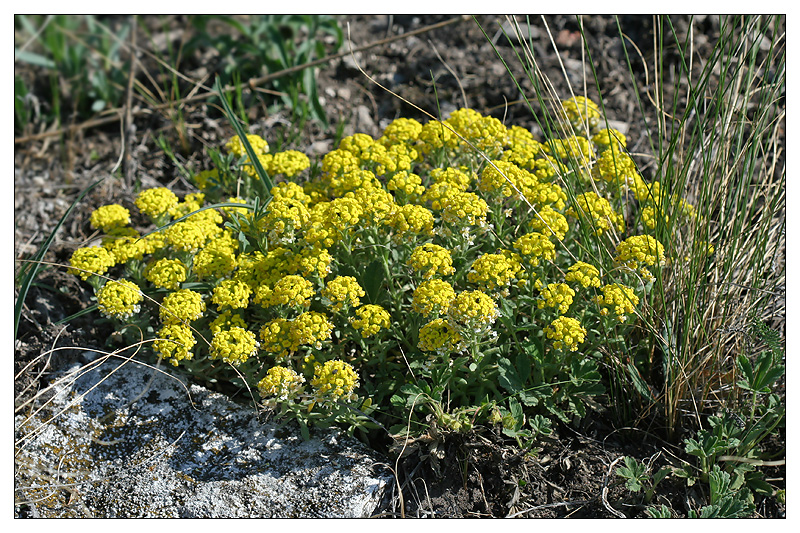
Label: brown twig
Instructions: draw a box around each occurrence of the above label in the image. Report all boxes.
[14,15,470,146]
[123,15,138,189]
[602,456,627,518]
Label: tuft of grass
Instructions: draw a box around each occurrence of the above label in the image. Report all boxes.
[14,15,131,131]
[480,15,785,437]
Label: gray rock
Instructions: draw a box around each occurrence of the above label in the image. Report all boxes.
[15,353,392,518]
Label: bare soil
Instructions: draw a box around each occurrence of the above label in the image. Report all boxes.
[14,15,785,518]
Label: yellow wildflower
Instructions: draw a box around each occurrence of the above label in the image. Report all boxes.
[90,204,130,232]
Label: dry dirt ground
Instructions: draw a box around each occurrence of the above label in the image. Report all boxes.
[14,15,785,518]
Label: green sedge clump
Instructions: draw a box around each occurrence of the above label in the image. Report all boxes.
[72,98,700,440]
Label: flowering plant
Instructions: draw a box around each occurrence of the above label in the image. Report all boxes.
[70,95,703,443]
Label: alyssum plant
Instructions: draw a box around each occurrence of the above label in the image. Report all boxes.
[69,94,700,442]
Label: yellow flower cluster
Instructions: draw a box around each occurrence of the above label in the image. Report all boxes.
[439,191,489,227]
[614,235,665,282]
[502,125,544,169]
[591,128,627,152]
[528,181,568,211]
[290,247,333,279]
[350,304,391,338]
[144,258,187,290]
[478,160,536,200]
[90,204,131,232]
[212,279,252,309]
[209,309,247,335]
[544,316,587,351]
[417,119,458,154]
[258,366,306,400]
[407,243,455,279]
[338,133,414,175]
[272,181,312,204]
[566,192,625,236]
[530,156,565,182]
[261,274,313,308]
[244,249,294,299]
[311,360,359,402]
[513,232,556,266]
[304,197,363,248]
[68,97,688,428]
[68,246,116,280]
[615,235,665,272]
[537,282,576,315]
[565,261,602,289]
[632,176,660,204]
[241,153,274,179]
[545,135,593,161]
[138,231,167,256]
[135,187,178,220]
[210,326,260,366]
[430,167,473,190]
[269,150,310,177]
[339,133,375,158]
[192,234,238,279]
[379,117,423,147]
[448,290,499,330]
[291,311,334,351]
[386,171,426,199]
[595,283,639,321]
[102,229,145,264]
[321,148,360,180]
[377,144,416,175]
[96,279,142,320]
[418,318,463,354]
[592,149,638,187]
[160,289,206,325]
[530,205,569,241]
[345,185,395,226]
[560,96,601,129]
[165,220,209,253]
[321,276,365,311]
[169,192,205,220]
[225,133,269,158]
[446,107,507,156]
[412,279,456,317]
[259,318,294,360]
[154,323,196,366]
[467,251,522,292]
[385,204,435,242]
[640,205,667,230]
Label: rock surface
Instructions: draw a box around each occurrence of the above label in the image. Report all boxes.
[14,352,392,518]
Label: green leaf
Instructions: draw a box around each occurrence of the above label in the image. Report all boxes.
[15,48,56,69]
[360,260,385,305]
[297,418,310,441]
[617,456,646,492]
[497,356,524,394]
[627,362,655,401]
[652,467,670,487]
[708,466,733,505]
[528,414,552,437]
[645,504,673,518]
[745,475,774,497]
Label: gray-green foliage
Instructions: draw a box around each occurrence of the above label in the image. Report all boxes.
[188,15,343,127]
[14,15,131,130]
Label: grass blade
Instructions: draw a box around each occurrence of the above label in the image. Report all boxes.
[15,177,106,340]
[214,76,274,196]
